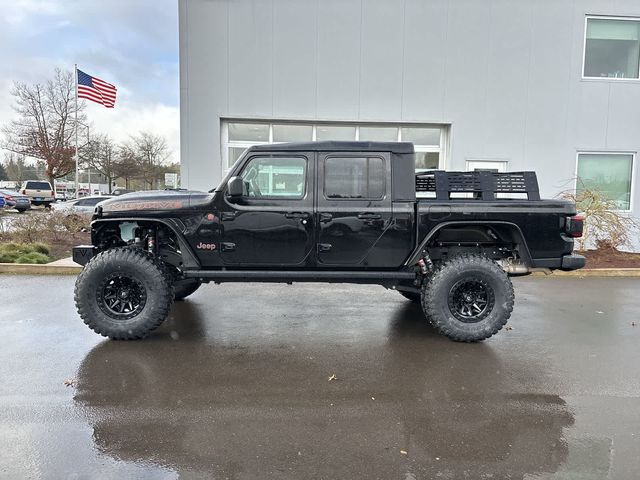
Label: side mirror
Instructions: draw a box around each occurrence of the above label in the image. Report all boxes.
[227,176,244,198]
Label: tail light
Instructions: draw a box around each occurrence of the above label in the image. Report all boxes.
[566,215,584,238]
[51,190,55,197]
[6,195,14,201]
[21,189,26,194]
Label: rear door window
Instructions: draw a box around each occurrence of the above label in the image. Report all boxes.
[324,157,385,199]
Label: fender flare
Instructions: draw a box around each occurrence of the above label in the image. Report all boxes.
[91,217,201,269]
[405,220,533,266]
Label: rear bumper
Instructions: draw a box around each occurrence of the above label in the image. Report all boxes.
[560,254,586,271]
[72,245,95,266]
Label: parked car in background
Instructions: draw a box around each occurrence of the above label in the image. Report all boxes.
[51,195,114,215]
[20,180,55,207]
[55,190,68,202]
[0,189,31,212]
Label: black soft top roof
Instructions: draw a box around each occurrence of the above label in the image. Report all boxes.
[248,141,414,154]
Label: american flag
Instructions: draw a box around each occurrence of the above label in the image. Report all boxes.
[77,69,117,108]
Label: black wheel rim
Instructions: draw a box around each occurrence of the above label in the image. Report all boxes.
[447,278,495,323]
[97,273,147,319]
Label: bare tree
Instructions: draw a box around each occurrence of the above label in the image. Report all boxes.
[80,133,118,193]
[128,132,170,189]
[112,143,142,190]
[2,68,86,186]
[2,152,38,184]
[560,181,639,251]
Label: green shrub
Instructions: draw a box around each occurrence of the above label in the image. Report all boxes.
[0,242,52,264]
[0,251,20,263]
[31,242,50,255]
[15,252,50,264]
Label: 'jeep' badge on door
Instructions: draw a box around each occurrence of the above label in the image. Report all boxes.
[196,242,216,250]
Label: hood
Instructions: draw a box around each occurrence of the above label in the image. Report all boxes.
[98,190,214,215]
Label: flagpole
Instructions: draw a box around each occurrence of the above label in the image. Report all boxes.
[74,64,79,199]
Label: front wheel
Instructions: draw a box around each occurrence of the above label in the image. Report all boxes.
[421,255,514,342]
[74,248,173,340]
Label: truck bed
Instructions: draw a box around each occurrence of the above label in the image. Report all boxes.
[413,171,576,268]
[415,199,576,267]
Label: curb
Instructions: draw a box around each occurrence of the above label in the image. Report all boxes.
[0,263,82,275]
[1,263,640,277]
[531,268,640,278]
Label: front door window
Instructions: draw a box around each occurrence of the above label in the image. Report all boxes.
[240,156,306,199]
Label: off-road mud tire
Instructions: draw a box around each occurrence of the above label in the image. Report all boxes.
[421,255,514,342]
[74,247,173,340]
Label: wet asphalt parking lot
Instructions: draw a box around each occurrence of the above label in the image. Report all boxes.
[0,275,639,479]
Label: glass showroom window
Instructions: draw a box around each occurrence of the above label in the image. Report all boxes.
[584,17,640,79]
[222,120,448,172]
[576,153,634,210]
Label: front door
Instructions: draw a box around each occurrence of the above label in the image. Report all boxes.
[219,153,315,266]
[316,153,394,267]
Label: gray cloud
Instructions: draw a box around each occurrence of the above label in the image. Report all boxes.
[0,0,180,161]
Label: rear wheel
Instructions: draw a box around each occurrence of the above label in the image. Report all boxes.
[74,247,173,340]
[421,255,514,342]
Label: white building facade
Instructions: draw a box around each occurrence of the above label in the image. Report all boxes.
[180,0,640,223]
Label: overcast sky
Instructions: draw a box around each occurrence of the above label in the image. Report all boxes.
[0,0,180,162]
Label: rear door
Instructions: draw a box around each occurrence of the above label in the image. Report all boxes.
[316,153,394,267]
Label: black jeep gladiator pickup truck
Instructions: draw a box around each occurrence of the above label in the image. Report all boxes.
[73,141,585,342]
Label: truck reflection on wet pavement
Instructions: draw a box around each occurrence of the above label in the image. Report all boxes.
[1,276,639,478]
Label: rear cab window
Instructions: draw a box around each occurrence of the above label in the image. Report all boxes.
[25,181,52,190]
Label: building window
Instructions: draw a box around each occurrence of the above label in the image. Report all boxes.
[316,125,356,141]
[466,160,508,172]
[240,156,307,199]
[576,152,634,210]
[221,120,448,171]
[584,17,640,79]
[324,157,385,200]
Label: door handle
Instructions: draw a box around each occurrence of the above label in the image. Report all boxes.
[357,213,382,220]
[221,211,236,221]
[220,242,236,252]
[319,213,333,223]
[317,243,332,252]
[285,212,310,219]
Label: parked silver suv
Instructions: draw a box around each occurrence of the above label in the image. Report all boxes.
[21,180,54,207]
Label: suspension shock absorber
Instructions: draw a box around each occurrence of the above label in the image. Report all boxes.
[147,228,156,254]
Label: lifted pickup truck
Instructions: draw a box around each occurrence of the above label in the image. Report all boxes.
[73,141,585,342]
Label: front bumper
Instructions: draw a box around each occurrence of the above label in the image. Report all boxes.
[72,245,95,266]
[560,254,586,271]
